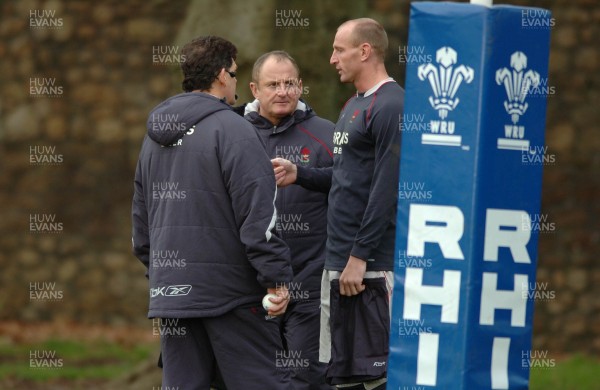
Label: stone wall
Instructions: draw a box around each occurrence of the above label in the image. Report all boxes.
[0,0,598,357]
[0,0,191,326]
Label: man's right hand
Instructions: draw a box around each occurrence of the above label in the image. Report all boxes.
[272,158,297,188]
[266,285,290,316]
[339,255,367,296]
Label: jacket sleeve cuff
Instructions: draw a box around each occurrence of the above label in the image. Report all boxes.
[350,244,371,262]
[262,280,293,289]
[295,165,310,186]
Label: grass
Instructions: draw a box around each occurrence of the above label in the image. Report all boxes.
[0,338,597,389]
[0,338,157,383]
[529,354,600,390]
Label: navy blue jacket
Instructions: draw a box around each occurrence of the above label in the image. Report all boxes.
[243,100,334,299]
[327,80,404,271]
[132,92,293,318]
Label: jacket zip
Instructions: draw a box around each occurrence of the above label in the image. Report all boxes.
[270,131,287,241]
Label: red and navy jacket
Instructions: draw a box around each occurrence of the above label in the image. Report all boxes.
[242,99,334,299]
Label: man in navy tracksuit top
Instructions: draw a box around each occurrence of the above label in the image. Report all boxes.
[323,18,404,390]
[242,51,335,390]
[131,36,293,389]
[273,19,404,390]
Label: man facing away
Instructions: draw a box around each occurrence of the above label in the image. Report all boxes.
[273,18,404,390]
[131,36,293,390]
[242,50,335,389]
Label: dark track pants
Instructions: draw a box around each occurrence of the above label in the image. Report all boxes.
[160,303,291,390]
[281,299,333,390]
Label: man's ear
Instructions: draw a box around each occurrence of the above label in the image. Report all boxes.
[249,82,260,99]
[360,43,372,62]
[216,68,227,85]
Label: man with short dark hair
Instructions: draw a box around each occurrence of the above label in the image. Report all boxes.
[132,35,293,389]
[243,50,335,389]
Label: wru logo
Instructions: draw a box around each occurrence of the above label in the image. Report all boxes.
[496,51,540,126]
[495,51,541,151]
[418,47,474,120]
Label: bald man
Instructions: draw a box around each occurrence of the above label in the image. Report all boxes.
[322,18,404,390]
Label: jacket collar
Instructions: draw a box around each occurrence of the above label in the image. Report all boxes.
[244,99,313,133]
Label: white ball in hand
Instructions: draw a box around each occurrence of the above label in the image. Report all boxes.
[262,293,279,311]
